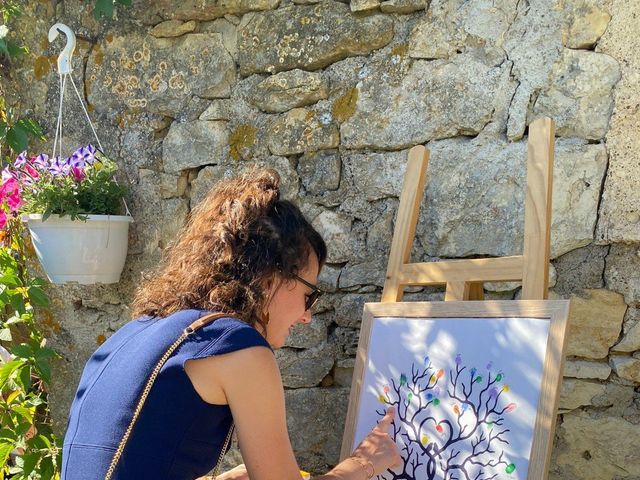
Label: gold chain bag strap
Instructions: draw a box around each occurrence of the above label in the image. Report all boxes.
[105,312,234,480]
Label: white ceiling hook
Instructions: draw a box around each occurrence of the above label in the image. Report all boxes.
[48,23,76,75]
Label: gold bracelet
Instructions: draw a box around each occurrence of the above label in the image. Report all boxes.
[348,456,375,479]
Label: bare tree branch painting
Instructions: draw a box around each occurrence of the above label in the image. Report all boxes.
[375,355,518,480]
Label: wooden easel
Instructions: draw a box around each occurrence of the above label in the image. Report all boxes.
[381,117,556,302]
[340,117,563,479]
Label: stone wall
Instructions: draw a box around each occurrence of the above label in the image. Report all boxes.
[4,0,639,477]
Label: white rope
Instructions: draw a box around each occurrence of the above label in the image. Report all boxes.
[52,73,66,159]
[68,73,103,152]
[51,71,132,218]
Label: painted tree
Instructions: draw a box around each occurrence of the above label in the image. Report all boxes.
[375,355,518,480]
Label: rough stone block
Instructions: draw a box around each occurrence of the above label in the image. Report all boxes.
[559,378,606,411]
[605,244,640,306]
[87,33,235,116]
[150,20,197,38]
[276,343,335,388]
[248,70,329,113]
[595,0,640,243]
[563,359,612,380]
[565,289,627,359]
[532,49,621,140]
[553,412,640,479]
[237,3,393,75]
[610,356,640,384]
[267,108,339,156]
[298,150,341,194]
[162,120,229,173]
[341,54,515,149]
[286,388,350,471]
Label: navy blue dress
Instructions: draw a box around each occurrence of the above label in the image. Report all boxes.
[61,310,272,480]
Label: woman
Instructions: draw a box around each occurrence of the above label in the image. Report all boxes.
[61,168,400,480]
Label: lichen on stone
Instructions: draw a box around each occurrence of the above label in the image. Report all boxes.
[332,87,359,123]
[229,124,257,161]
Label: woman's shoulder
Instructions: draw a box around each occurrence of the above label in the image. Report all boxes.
[186,311,272,359]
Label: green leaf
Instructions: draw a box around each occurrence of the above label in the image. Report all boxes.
[0,328,11,341]
[8,292,26,315]
[6,124,28,153]
[17,364,31,390]
[0,39,9,58]
[0,359,22,386]
[0,271,21,288]
[6,39,27,57]
[9,344,33,359]
[15,119,43,139]
[0,120,7,138]
[116,0,132,4]
[21,451,39,477]
[93,0,114,19]
[34,359,51,384]
[12,405,33,423]
[0,441,14,470]
[0,428,16,441]
[27,286,49,307]
[30,434,50,449]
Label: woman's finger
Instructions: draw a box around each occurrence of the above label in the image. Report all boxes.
[374,406,396,433]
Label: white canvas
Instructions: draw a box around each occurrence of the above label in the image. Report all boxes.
[352,316,551,480]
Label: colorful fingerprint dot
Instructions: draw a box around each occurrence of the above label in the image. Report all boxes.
[506,463,516,474]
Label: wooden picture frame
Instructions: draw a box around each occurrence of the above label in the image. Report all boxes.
[341,299,570,480]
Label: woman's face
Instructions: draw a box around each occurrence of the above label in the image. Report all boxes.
[264,252,320,348]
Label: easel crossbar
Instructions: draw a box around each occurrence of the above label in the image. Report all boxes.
[395,255,524,285]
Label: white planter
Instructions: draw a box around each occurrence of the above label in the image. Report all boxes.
[24,214,133,284]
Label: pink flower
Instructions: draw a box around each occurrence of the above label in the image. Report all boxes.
[0,177,19,198]
[6,189,21,212]
[71,166,86,182]
[0,210,6,230]
[24,163,40,180]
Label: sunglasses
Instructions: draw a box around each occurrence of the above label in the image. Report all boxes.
[292,273,323,311]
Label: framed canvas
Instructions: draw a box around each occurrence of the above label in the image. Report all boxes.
[340,300,570,480]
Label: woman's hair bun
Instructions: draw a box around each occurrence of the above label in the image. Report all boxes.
[249,167,280,193]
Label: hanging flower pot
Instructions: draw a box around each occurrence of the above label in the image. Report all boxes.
[24,214,133,284]
[1,146,133,285]
[0,24,134,284]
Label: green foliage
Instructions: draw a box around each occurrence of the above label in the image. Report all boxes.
[1,6,61,476]
[19,153,128,221]
[0,222,61,480]
[92,0,132,20]
[0,116,44,156]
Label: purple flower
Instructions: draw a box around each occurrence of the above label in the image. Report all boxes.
[49,156,71,176]
[83,144,97,165]
[14,151,27,168]
[33,153,49,170]
[68,147,85,168]
[2,166,15,183]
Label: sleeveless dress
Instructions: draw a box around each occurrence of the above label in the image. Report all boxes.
[61,310,272,480]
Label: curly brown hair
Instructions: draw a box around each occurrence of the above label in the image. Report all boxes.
[131,167,327,331]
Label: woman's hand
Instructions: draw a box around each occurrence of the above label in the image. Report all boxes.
[197,463,250,480]
[351,407,402,476]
